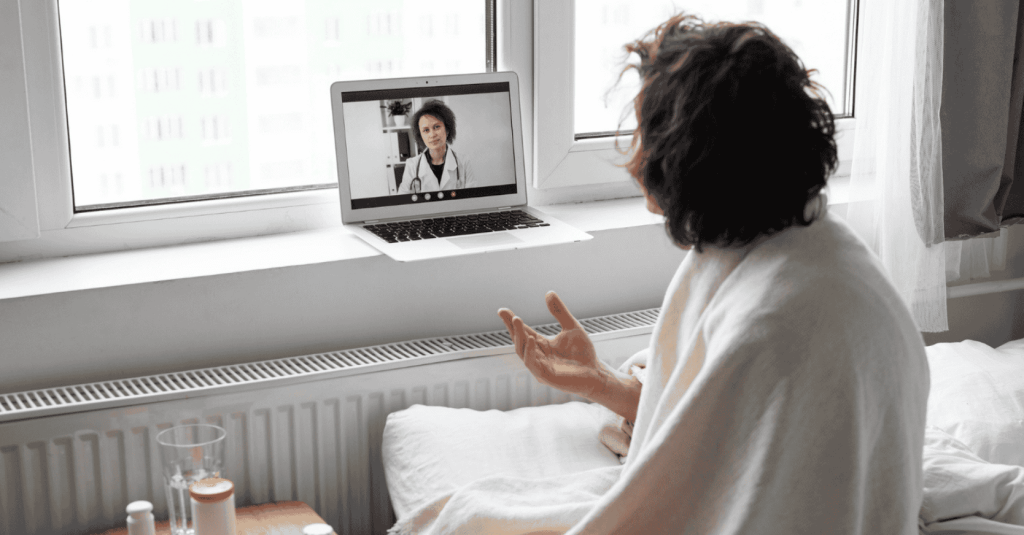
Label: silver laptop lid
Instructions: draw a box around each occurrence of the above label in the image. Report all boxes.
[330,72,527,224]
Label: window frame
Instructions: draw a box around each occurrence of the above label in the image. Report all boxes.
[532,0,858,190]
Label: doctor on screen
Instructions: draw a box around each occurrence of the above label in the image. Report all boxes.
[397,100,475,194]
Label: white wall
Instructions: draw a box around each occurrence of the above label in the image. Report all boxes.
[0,224,686,393]
[343,101,390,199]
[446,92,516,188]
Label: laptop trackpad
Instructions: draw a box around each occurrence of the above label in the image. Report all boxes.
[449,232,524,249]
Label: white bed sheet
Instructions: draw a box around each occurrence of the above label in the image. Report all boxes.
[920,426,1024,532]
[926,339,1024,467]
[919,338,1024,534]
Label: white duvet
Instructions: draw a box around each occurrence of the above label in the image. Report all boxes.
[919,426,1024,534]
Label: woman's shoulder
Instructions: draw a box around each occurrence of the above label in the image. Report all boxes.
[732,214,895,302]
[693,215,926,411]
[706,213,923,355]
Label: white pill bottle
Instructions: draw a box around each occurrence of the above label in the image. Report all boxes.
[126,500,156,535]
[189,477,236,535]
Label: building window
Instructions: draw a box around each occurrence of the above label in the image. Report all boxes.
[57,0,491,212]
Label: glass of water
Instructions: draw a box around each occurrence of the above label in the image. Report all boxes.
[156,424,227,535]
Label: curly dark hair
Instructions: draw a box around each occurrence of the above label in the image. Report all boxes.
[410,99,457,150]
[623,14,837,252]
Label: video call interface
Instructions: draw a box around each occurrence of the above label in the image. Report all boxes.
[341,82,518,210]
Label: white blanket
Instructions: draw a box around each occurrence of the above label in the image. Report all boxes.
[920,426,1024,534]
[389,213,930,534]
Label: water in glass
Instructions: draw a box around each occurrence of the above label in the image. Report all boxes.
[156,424,226,535]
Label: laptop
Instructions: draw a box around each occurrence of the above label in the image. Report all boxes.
[329,72,592,262]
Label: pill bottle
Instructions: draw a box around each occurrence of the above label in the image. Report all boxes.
[126,500,156,535]
[189,477,236,535]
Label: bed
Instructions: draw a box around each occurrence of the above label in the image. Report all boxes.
[382,338,1024,534]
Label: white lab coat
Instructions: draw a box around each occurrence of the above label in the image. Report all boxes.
[397,147,475,193]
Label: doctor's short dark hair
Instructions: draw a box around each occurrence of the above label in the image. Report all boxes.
[411,100,457,149]
[623,13,837,252]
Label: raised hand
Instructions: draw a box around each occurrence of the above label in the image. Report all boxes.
[498,291,604,399]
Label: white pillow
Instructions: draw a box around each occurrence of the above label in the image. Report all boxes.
[920,426,1024,526]
[382,402,621,521]
[926,338,1024,467]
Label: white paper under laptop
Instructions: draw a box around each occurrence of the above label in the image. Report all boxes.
[330,72,592,262]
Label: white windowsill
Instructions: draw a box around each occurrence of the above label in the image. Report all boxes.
[0,197,667,301]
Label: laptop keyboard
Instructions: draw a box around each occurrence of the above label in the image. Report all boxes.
[363,209,550,243]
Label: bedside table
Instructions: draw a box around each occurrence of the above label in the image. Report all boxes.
[94,501,335,535]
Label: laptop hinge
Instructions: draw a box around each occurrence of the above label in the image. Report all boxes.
[364,220,379,224]
[497,207,513,211]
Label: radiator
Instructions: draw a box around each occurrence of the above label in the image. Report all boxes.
[0,308,658,535]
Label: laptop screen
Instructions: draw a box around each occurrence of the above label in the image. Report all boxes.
[339,82,518,211]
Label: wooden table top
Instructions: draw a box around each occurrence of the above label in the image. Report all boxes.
[95,501,335,535]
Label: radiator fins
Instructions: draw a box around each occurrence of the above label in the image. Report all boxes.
[0,308,659,422]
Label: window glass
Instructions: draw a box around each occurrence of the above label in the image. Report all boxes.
[574,0,854,136]
[58,0,488,210]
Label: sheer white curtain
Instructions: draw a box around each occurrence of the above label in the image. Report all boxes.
[847,0,1011,332]
[846,0,948,331]
[946,229,1009,283]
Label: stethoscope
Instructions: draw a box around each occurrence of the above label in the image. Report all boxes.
[408,147,463,193]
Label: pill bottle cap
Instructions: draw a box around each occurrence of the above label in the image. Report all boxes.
[189,477,234,503]
[126,500,153,517]
[302,523,334,535]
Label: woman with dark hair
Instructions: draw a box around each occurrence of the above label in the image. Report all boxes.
[491,14,927,535]
[397,99,475,194]
[390,14,928,535]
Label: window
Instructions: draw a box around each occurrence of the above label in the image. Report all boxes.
[57,0,490,211]
[534,0,858,189]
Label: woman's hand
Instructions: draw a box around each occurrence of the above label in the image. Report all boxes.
[498,291,643,421]
[498,291,604,399]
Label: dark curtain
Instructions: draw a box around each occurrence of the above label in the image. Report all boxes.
[941,0,1024,239]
